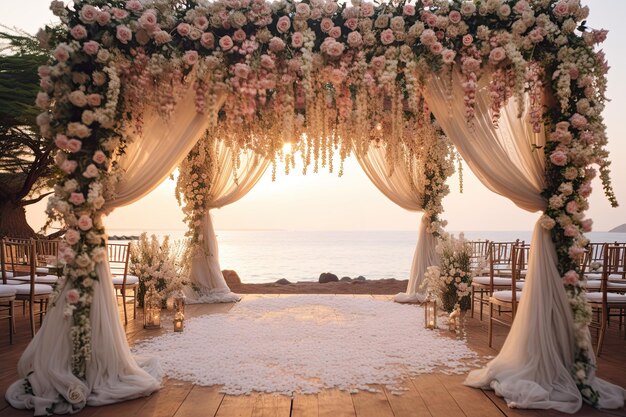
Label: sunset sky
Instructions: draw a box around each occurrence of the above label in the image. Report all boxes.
[12,0,626,233]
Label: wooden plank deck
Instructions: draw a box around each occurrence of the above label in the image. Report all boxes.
[0,294,624,417]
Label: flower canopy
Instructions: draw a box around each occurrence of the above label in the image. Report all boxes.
[31,0,618,411]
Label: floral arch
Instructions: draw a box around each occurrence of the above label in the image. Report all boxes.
[9,0,626,414]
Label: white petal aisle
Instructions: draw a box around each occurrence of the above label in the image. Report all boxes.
[133,295,482,395]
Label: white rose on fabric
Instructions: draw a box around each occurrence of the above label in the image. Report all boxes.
[66,385,87,404]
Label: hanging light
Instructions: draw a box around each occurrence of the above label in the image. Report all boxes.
[173,291,186,332]
[143,285,161,329]
[424,294,437,330]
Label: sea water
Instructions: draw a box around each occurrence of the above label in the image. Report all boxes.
[109,229,626,284]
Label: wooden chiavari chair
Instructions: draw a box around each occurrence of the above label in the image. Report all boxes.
[108,242,139,324]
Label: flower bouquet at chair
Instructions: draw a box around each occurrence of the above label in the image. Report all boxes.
[129,233,188,307]
[422,233,473,314]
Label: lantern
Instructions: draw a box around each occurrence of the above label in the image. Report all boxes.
[424,295,437,330]
[173,291,185,332]
[143,285,161,329]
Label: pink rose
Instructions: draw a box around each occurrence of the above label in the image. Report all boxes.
[549,150,567,166]
[380,29,395,45]
[564,224,578,237]
[291,32,304,48]
[194,16,209,30]
[344,18,358,31]
[580,131,595,145]
[35,92,49,108]
[82,164,100,178]
[498,5,511,17]
[425,13,438,27]
[528,28,544,43]
[80,5,98,23]
[234,63,250,79]
[61,160,78,174]
[69,91,88,107]
[86,94,101,107]
[419,29,437,46]
[126,0,143,12]
[322,2,338,15]
[66,139,82,153]
[53,44,70,62]
[77,214,93,231]
[200,32,215,49]
[553,1,569,17]
[92,150,107,164]
[566,200,579,214]
[403,4,415,16]
[371,55,385,71]
[441,49,456,64]
[360,2,374,17]
[296,3,310,17]
[429,42,443,54]
[65,229,80,245]
[321,18,334,33]
[276,16,291,33]
[448,10,462,24]
[233,29,246,43]
[347,31,363,48]
[38,66,51,77]
[69,192,85,205]
[556,121,570,131]
[183,50,199,66]
[112,8,129,20]
[177,23,191,37]
[66,289,80,304]
[269,37,286,52]
[581,218,593,233]
[139,11,158,30]
[83,41,100,55]
[116,25,133,44]
[70,25,88,40]
[260,54,275,69]
[219,35,234,51]
[326,40,345,57]
[489,47,506,63]
[329,26,342,39]
[97,11,111,25]
[570,113,588,129]
[462,34,473,46]
[563,270,579,285]
[55,134,69,149]
[568,246,585,259]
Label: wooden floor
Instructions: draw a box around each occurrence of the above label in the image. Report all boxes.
[0,294,624,417]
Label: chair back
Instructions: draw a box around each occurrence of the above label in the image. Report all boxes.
[35,239,59,267]
[1,238,36,291]
[107,243,131,279]
[488,240,521,276]
[510,243,530,315]
[601,245,626,302]
[469,240,490,272]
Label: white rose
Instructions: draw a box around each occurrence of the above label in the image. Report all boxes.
[66,385,87,405]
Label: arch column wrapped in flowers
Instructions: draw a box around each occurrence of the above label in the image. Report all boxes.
[9,0,624,414]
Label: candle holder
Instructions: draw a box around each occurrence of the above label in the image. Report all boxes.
[424,294,437,330]
[143,285,161,329]
[173,291,185,332]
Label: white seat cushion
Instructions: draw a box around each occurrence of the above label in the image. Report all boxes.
[586,292,626,304]
[585,273,623,281]
[10,275,59,285]
[0,285,17,297]
[36,267,49,274]
[112,275,139,285]
[2,271,14,278]
[3,279,24,285]
[472,276,512,286]
[515,281,525,290]
[14,284,53,296]
[491,290,522,302]
[585,280,626,290]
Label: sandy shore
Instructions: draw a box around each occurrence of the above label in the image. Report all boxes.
[229,278,409,295]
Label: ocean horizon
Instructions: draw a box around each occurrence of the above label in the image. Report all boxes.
[110,229,626,284]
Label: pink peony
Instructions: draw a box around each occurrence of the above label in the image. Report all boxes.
[183,50,199,66]
[116,25,132,44]
[66,139,82,153]
[139,11,158,30]
[320,18,333,33]
[441,49,456,64]
[344,18,358,31]
[87,94,102,107]
[326,40,345,57]
[177,23,191,37]
[296,2,310,17]
[276,16,291,33]
[194,16,209,31]
[429,42,443,54]
[61,160,78,174]
[269,37,286,52]
[69,192,85,205]
[419,29,437,46]
[66,289,80,304]
[80,5,98,23]
[553,1,569,17]
[92,150,107,164]
[97,11,111,25]
[55,134,69,149]
[347,31,363,48]
[566,200,579,214]
[112,8,129,20]
[233,29,246,43]
[77,215,93,231]
[70,25,88,40]
[563,270,579,285]
[549,150,568,166]
[448,10,462,24]
[403,4,415,16]
[291,32,304,48]
[462,34,473,46]
[83,41,100,55]
[489,47,506,63]
[219,35,234,51]
[53,44,71,62]
[200,32,215,49]
[329,26,342,39]
[260,54,275,69]
[360,2,374,17]
[380,29,395,45]
[570,113,588,129]
[65,229,80,245]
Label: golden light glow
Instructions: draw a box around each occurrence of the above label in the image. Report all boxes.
[282,142,293,154]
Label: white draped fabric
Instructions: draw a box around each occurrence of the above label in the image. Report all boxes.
[185,142,270,304]
[6,86,219,413]
[355,146,436,303]
[424,70,626,412]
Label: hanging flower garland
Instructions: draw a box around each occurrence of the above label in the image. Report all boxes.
[36,0,616,408]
